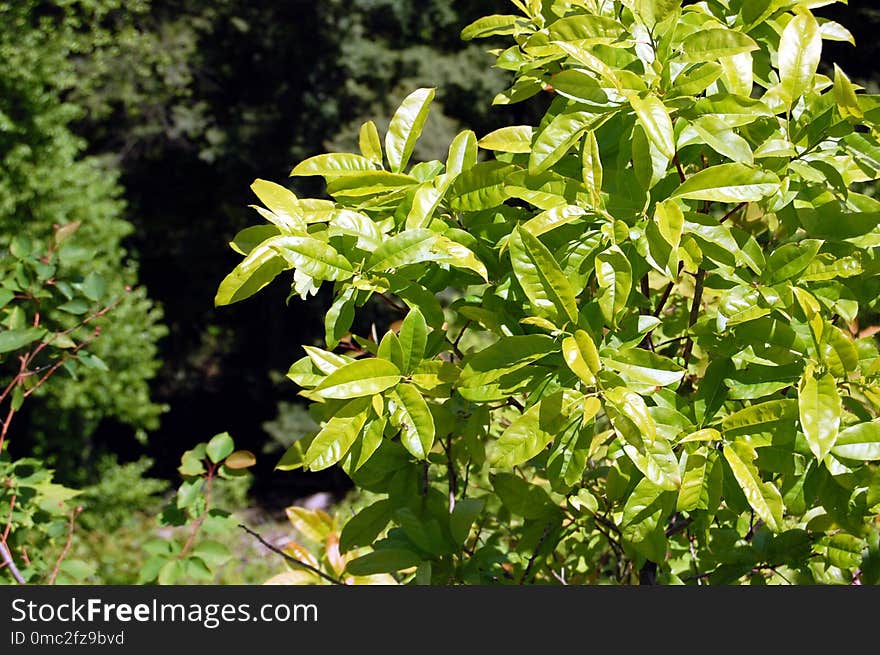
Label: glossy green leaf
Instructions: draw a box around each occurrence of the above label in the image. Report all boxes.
[672,163,780,203]
[602,348,684,387]
[385,88,436,173]
[0,327,48,355]
[562,330,601,385]
[304,397,371,471]
[778,8,821,110]
[398,309,428,374]
[271,236,354,281]
[291,153,377,177]
[359,120,383,165]
[509,227,579,326]
[530,109,600,175]
[595,246,632,327]
[833,64,863,120]
[389,383,435,459]
[478,126,533,153]
[367,229,437,271]
[798,368,841,462]
[206,432,234,464]
[680,28,758,63]
[831,422,880,461]
[629,93,675,159]
[312,358,402,399]
[215,240,290,306]
[346,548,421,576]
[448,161,516,211]
[339,500,393,553]
[446,130,478,177]
[459,335,556,389]
[723,441,784,532]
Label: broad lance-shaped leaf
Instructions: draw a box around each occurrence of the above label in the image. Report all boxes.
[629,93,675,159]
[677,446,710,512]
[582,130,602,205]
[270,236,354,282]
[478,125,533,154]
[389,383,435,459]
[215,240,289,306]
[723,441,784,532]
[530,109,600,175]
[398,309,428,374]
[312,358,402,399]
[290,153,377,177]
[562,330,601,385]
[0,327,48,354]
[509,227,579,326]
[799,368,841,462]
[446,130,478,176]
[833,65,863,120]
[490,399,555,468]
[595,246,632,327]
[602,347,684,387]
[359,121,383,165]
[432,235,488,281]
[368,229,437,271]
[604,387,657,446]
[778,7,821,110]
[460,335,556,388]
[250,179,301,229]
[622,437,681,491]
[521,205,586,239]
[385,88,436,173]
[831,422,880,461]
[680,28,758,63]
[304,398,371,471]
[672,163,780,203]
[448,161,517,211]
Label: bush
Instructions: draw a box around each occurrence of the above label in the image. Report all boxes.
[218,1,880,584]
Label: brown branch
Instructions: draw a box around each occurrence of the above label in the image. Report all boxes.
[238,524,346,585]
[719,202,747,224]
[179,464,215,559]
[376,293,407,314]
[653,281,674,318]
[48,506,83,585]
[673,153,687,183]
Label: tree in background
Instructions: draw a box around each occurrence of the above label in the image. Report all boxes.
[0,1,166,479]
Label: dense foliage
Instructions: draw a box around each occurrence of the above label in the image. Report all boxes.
[220,0,880,584]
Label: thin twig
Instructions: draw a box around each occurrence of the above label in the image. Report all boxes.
[519,522,553,584]
[376,293,407,314]
[48,506,82,585]
[0,542,24,584]
[673,153,687,183]
[719,202,747,224]
[680,269,705,373]
[238,524,346,585]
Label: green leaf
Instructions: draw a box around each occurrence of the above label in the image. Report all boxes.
[459,335,556,389]
[833,65,863,120]
[680,28,758,63]
[621,477,668,552]
[687,116,754,164]
[764,239,823,284]
[677,446,710,512]
[448,161,516,211]
[389,384,435,459]
[778,8,822,110]
[509,227,579,326]
[339,500,393,553]
[629,93,675,159]
[562,330,601,385]
[446,130,478,176]
[723,441,784,532]
[81,272,107,302]
[530,109,600,175]
[450,498,485,546]
[461,14,525,40]
[595,246,632,327]
[325,287,356,349]
[492,473,556,519]
[271,236,354,281]
[158,560,185,585]
[491,392,573,468]
[346,548,421,576]
[304,397,371,470]
[206,432,235,463]
[192,540,233,567]
[225,450,257,469]
[359,121,383,165]
[478,126,533,153]
[291,153,377,177]
[604,387,657,445]
[602,348,684,387]
[367,229,437,271]
[671,163,780,203]
[722,399,798,432]
[831,422,880,461]
[398,309,428,374]
[798,368,841,462]
[521,205,587,239]
[312,358,402,399]
[250,179,301,225]
[385,88,436,173]
[0,327,47,355]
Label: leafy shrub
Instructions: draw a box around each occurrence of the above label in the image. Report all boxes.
[218,1,880,584]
